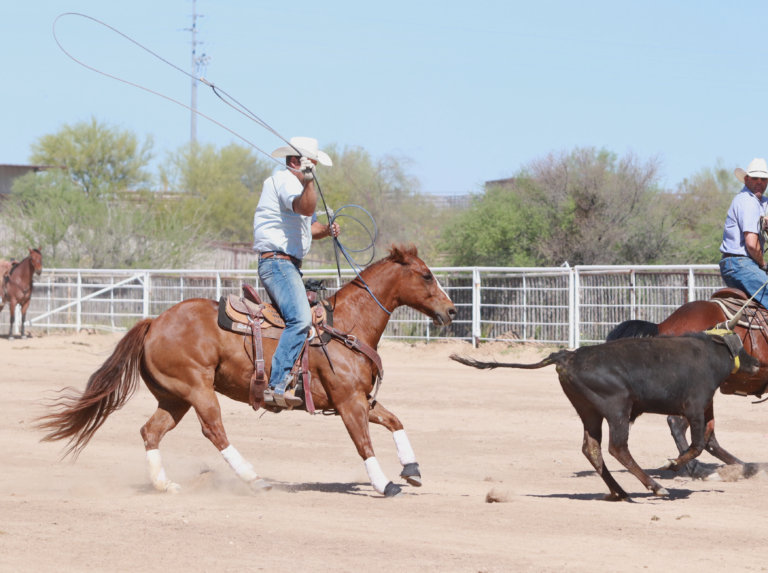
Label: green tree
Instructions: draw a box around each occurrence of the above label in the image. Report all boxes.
[162,143,274,243]
[30,117,153,196]
[665,164,736,264]
[2,120,203,268]
[441,148,671,266]
[439,184,547,266]
[312,145,449,265]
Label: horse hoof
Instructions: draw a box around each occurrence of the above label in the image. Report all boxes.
[383,482,402,497]
[249,478,273,493]
[400,462,422,487]
[653,487,669,497]
[165,482,182,494]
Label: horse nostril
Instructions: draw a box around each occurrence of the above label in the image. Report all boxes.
[448,307,457,318]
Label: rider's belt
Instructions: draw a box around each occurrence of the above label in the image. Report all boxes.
[721,253,747,259]
[259,251,302,268]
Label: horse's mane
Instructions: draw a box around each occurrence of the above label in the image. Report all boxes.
[343,244,420,290]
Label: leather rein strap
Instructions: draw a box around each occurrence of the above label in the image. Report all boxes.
[317,321,384,380]
[235,295,383,412]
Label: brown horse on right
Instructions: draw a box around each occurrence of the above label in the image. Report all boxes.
[1,248,43,339]
[607,287,768,475]
[37,245,456,497]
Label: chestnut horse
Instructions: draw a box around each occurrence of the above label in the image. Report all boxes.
[1,248,43,339]
[607,287,767,474]
[37,245,456,497]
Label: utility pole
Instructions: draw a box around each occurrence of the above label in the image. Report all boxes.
[188,0,208,145]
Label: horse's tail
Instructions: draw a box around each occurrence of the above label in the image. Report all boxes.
[449,350,571,371]
[606,319,659,341]
[36,319,153,458]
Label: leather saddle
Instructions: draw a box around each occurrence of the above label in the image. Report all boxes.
[218,283,330,337]
[216,283,333,413]
[710,287,768,330]
[214,283,384,415]
[710,288,768,396]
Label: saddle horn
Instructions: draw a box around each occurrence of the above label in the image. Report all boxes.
[722,302,747,332]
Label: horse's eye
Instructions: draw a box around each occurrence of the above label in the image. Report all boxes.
[422,273,433,282]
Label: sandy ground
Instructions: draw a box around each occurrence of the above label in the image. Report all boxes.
[2,332,768,572]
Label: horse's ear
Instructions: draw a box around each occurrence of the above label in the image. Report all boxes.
[389,245,407,265]
[388,243,418,265]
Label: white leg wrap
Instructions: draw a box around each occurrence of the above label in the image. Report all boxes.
[392,429,417,465]
[146,449,172,491]
[364,456,389,494]
[220,445,259,483]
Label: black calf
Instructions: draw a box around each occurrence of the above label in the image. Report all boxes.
[451,331,759,500]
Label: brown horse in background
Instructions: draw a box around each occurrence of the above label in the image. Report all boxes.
[1,248,43,339]
[37,245,456,497]
[607,287,768,475]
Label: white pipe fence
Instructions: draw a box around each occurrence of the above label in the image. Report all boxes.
[1,264,725,347]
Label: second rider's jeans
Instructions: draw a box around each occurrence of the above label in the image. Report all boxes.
[719,255,768,307]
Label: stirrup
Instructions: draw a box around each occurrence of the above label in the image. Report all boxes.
[263,387,303,409]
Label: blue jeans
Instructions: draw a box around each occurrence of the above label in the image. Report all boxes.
[719,256,768,307]
[258,257,311,391]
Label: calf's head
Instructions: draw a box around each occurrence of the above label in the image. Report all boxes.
[720,332,760,375]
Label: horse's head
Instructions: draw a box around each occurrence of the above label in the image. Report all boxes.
[386,244,456,326]
[30,248,43,276]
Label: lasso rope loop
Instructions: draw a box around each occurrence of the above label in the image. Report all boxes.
[52,12,391,312]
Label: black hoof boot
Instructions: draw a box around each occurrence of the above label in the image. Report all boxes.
[383,481,402,497]
[400,462,422,486]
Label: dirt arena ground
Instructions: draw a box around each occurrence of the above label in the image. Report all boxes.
[2,331,768,572]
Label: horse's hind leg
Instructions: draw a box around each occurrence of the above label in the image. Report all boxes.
[368,401,421,486]
[190,389,271,492]
[140,398,192,493]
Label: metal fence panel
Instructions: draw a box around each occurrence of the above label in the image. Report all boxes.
[0,264,725,347]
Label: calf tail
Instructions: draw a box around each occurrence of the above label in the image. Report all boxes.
[450,350,571,370]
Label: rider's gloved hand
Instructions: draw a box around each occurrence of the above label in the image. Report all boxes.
[300,157,316,182]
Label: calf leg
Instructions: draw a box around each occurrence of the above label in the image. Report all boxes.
[579,415,630,501]
[606,418,669,497]
[368,401,421,486]
[667,410,742,473]
[664,405,717,472]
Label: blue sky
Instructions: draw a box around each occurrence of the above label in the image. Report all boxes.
[2,1,763,195]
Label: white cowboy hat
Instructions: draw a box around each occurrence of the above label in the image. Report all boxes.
[735,158,768,182]
[271,136,333,166]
